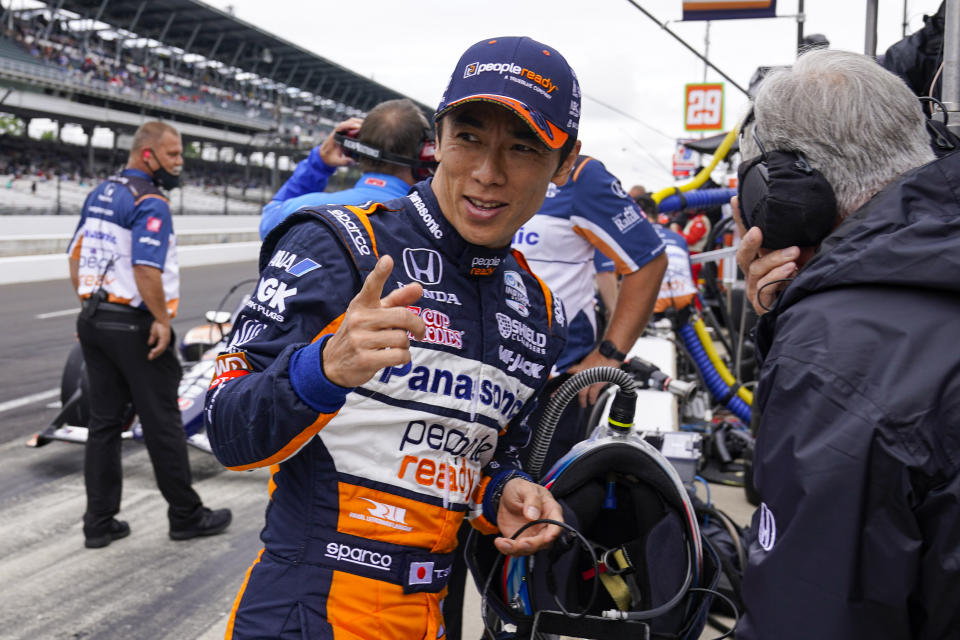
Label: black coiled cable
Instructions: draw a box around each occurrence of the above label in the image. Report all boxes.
[526,366,638,480]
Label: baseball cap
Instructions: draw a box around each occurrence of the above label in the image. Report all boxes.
[435,36,581,150]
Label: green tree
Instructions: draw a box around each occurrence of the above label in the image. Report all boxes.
[0,114,24,136]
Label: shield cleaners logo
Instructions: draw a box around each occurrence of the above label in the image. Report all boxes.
[496,313,547,354]
[403,248,442,285]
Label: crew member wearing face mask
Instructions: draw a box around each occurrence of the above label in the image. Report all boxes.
[67,121,231,549]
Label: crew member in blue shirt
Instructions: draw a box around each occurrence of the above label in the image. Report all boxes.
[259,98,435,238]
[69,121,231,549]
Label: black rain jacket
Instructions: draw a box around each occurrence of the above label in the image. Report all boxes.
[739,151,960,639]
[881,2,945,100]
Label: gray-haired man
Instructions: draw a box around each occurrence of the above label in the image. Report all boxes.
[733,49,960,639]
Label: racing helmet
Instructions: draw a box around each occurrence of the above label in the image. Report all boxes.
[466,432,720,640]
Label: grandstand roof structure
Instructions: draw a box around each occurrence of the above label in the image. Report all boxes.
[37,0,431,114]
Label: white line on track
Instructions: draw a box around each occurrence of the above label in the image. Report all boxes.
[35,308,79,320]
[0,388,60,414]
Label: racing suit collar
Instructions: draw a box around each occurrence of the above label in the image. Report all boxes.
[408,179,512,279]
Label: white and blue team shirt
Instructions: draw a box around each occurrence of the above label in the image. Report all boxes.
[68,169,180,316]
[653,225,698,313]
[512,156,665,371]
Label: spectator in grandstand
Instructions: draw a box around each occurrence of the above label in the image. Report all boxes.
[628,184,646,200]
[206,36,577,638]
[69,121,231,549]
[732,50,960,639]
[512,154,666,470]
[258,98,434,239]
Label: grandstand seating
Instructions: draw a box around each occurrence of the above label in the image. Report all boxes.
[0,4,402,217]
[0,34,44,67]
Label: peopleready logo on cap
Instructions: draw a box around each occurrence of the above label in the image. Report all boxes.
[462,61,559,96]
[436,36,580,150]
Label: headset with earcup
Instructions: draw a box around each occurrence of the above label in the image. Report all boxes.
[334,128,438,181]
[736,109,839,250]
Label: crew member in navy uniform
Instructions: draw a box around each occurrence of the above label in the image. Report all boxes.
[68,121,231,549]
[205,37,581,638]
[512,154,667,471]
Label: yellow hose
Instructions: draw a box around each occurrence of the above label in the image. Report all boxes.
[693,317,753,406]
[651,121,742,205]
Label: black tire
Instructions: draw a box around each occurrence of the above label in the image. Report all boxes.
[59,343,90,427]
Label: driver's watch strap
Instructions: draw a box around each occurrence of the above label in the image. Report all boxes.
[598,339,627,362]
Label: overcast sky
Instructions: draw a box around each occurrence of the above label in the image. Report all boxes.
[201,0,943,191]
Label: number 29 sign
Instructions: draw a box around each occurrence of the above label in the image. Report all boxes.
[684,83,724,132]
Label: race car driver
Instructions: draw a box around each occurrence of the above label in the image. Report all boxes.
[205,36,582,638]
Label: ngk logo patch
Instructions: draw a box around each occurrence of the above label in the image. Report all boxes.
[256,277,297,313]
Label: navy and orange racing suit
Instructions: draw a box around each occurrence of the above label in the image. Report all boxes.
[205,179,567,639]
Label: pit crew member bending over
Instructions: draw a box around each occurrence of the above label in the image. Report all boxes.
[206,36,583,638]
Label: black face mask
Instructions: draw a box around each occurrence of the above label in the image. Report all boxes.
[146,148,181,190]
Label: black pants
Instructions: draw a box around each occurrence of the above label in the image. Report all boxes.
[443,521,472,640]
[77,308,202,535]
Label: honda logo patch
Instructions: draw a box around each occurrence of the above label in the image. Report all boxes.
[758,502,776,551]
[403,248,442,285]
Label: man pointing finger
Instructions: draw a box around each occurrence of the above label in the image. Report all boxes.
[322,255,425,388]
[206,35,578,638]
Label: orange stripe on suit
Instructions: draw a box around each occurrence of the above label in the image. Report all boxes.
[336,482,463,553]
[224,312,348,471]
[70,235,83,260]
[327,572,446,640]
[267,464,280,498]
[225,548,265,640]
[311,313,345,344]
[225,410,338,472]
[510,248,554,332]
[343,204,380,258]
